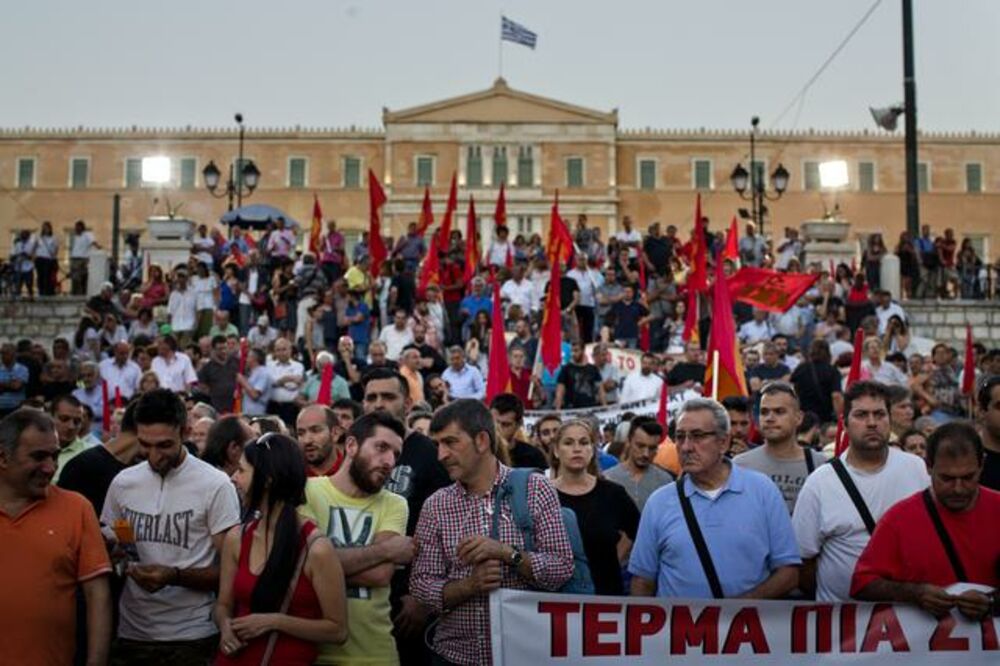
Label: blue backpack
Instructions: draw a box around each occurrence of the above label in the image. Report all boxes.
[490,468,595,595]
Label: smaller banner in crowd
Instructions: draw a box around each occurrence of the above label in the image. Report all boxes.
[523,391,698,432]
[726,267,820,313]
[490,589,999,665]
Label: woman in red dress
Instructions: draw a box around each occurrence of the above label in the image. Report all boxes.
[215,434,347,665]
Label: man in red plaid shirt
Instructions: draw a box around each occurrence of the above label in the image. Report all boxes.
[410,399,573,665]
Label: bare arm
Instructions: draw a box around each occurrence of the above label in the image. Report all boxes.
[630,575,657,597]
[82,575,111,666]
[737,565,799,600]
[337,532,413,588]
[272,537,348,644]
[554,383,566,411]
[798,557,817,597]
[832,392,844,417]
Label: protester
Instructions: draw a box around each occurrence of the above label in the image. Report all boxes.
[151,335,198,394]
[554,340,605,409]
[202,415,254,478]
[603,416,675,511]
[490,393,550,470]
[619,352,664,404]
[294,404,344,478]
[978,375,1000,491]
[0,342,30,418]
[267,338,305,427]
[441,345,484,400]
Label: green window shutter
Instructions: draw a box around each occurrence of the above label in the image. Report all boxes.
[467,147,483,188]
[289,158,307,188]
[180,158,197,189]
[416,157,434,187]
[694,160,712,189]
[71,159,88,189]
[343,157,361,188]
[858,162,875,192]
[18,159,35,189]
[492,148,508,187]
[804,162,820,191]
[639,160,656,190]
[125,158,143,188]
[966,163,983,193]
[918,162,929,193]
[517,147,533,187]
[567,158,583,188]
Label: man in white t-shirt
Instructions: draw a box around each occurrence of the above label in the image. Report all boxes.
[486,225,514,268]
[792,380,929,601]
[101,389,240,662]
[267,338,305,427]
[738,309,774,346]
[378,309,415,361]
[167,270,197,345]
[874,290,908,336]
[616,216,642,261]
[619,353,665,404]
[151,336,198,393]
[100,341,142,401]
[69,220,99,295]
[500,263,534,316]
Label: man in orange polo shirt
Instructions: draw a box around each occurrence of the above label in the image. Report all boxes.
[0,408,112,665]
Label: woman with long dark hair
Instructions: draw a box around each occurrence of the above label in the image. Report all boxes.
[215,434,347,665]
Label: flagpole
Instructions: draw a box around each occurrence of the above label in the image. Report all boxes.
[711,350,720,400]
[498,11,504,78]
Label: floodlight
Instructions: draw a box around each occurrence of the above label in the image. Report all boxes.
[819,160,849,189]
[141,156,171,184]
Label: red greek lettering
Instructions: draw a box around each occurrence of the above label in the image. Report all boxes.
[583,603,622,656]
[860,604,910,653]
[538,601,580,658]
[790,605,834,653]
[929,615,969,652]
[625,604,667,656]
[670,606,720,655]
[722,607,770,654]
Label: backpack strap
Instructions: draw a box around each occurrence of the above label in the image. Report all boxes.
[804,447,815,474]
[921,489,968,582]
[677,476,724,599]
[505,468,536,552]
[830,457,876,535]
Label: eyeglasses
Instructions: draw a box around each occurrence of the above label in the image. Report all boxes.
[673,430,718,444]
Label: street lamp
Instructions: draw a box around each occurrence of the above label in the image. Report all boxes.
[202,112,260,211]
[729,116,789,238]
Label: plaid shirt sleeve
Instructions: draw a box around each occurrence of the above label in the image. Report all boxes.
[526,474,574,590]
[409,494,448,613]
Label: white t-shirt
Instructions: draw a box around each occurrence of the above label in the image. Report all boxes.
[876,302,908,336]
[378,325,414,361]
[191,274,218,311]
[101,454,240,641]
[619,372,664,404]
[35,234,59,260]
[566,268,598,308]
[616,229,642,258]
[70,231,95,259]
[99,358,142,399]
[192,236,215,267]
[268,358,305,403]
[168,288,198,333]
[151,353,198,393]
[791,447,929,602]
[738,319,773,344]
[500,278,534,315]
[487,241,512,267]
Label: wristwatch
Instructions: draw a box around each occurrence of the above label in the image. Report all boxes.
[509,545,523,568]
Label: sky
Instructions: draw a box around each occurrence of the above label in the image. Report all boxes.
[3,0,999,132]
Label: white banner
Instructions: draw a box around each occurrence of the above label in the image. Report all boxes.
[490,589,999,665]
[523,390,700,432]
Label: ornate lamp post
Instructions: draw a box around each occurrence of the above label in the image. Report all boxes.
[730,116,789,239]
[202,112,260,211]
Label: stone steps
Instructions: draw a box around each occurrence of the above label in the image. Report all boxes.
[0,297,87,347]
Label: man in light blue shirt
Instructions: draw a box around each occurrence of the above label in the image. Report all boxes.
[441,346,484,400]
[0,343,29,417]
[629,397,801,599]
[236,349,272,416]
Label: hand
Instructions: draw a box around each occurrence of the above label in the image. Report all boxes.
[127,564,175,593]
[915,584,957,617]
[955,590,992,620]
[468,559,503,595]
[378,534,417,565]
[230,613,279,641]
[219,620,247,656]
[392,594,430,639]
[457,535,510,566]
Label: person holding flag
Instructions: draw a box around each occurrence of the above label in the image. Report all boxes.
[320,219,346,283]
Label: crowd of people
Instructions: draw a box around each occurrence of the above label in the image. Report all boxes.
[1,212,999,666]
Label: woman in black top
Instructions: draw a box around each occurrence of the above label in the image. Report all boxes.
[551,419,640,596]
[790,339,844,424]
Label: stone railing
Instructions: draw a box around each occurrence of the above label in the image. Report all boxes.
[0,297,86,346]
[903,300,1000,348]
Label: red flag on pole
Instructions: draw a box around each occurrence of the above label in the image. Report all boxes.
[962,324,976,395]
[545,192,573,267]
[463,197,480,284]
[681,287,700,344]
[688,194,708,292]
[485,281,513,403]
[416,186,434,236]
[367,169,389,279]
[494,181,507,230]
[656,378,669,429]
[309,194,323,255]
[722,216,739,262]
[541,256,563,373]
[726,267,821,313]
[638,257,650,351]
[232,338,249,413]
[505,244,513,269]
[101,380,111,435]
[316,362,335,406]
[417,229,442,298]
[703,257,749,401]
[436,173,458,255]
[114,386,122,410]
[835,327,866,456]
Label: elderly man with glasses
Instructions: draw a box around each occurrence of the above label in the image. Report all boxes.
[629,397,801,599]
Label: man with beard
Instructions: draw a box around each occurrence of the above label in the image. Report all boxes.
[425,373,449,410]
[851,420,1000,618]
[722,396,752,455]
[101,389,240,663]
[301,411,414,666]
[361,368,451,665]
[979,375,1000,491]
[604,416,674,511]
[331,397,363,433]
[410,322,446,378]
[532,414,562,460]
[554,341,605,410]
[792,381,929,601]
[296,404,345,477]
[619,353,664,404]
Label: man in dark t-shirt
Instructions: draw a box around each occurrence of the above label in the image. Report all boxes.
[979,377,1000,492]
[555,341,605,410]
[667,341,708,389]
[491,393,549,470]
[196,336,238,413]
[791,358,842,424]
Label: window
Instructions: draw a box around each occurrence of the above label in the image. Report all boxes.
[858,161,875,192]
[416,156,435,187]
[517,146,533,187]
[125,158,143,188]
[638,159,656,190]
[693,159,712,190]
[467,146,483,188]
[918,162,930,193]
[288,157,308,188]
[343,156,361,188]
[17,158,35,189]
[180,158,197,189]
[516,216,537,235]
[803,161,820,191]
[492,147,508,187]
[69,158,89,189]
[966,163,983,193]
[566,157,584,188]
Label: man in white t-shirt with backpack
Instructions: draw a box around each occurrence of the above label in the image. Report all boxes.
[102,388,240,663]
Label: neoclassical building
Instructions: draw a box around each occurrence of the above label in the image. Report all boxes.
[1,78,998,259]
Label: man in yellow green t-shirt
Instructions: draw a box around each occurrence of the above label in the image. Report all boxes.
[301,411,413,665]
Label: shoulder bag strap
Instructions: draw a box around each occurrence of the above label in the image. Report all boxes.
[830,457,877,535]
[677,476,724,599]
[921,489,968,582]
[804,447,815,474]
[260,531,322,666]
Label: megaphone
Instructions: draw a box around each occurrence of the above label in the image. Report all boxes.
[869,105,905,132]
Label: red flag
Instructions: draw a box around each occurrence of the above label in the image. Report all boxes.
[681,287,700,344]
[485,281,513,403]
[416,186,434,236]
[726,267,820,313]
[688,194,708,292]
[230,244,247,269]
[101,380,111,435]
[505,244,513,269]
[703,257,748,401]
[494,181,507,230]
[436,173,458,255]
[243,232,257,250]
[463,197,480,284]
[722,216,739,262]
[417,229,442,298]
[545,192,573,267]
[316,362,335,406]
[835,328,866,456]
[367,169,389,278]
[541,245,564,374]
[114,386,122,410]
[656,378,669,429]
[962,324,976,395]
[232,338,249,413]
[309,194,323,255]
[638,258,650,351]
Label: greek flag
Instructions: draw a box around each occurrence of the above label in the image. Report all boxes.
[501,16,537,49]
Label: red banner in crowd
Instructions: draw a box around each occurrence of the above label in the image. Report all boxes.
[726,268,820,314]
[367,169,389,278]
